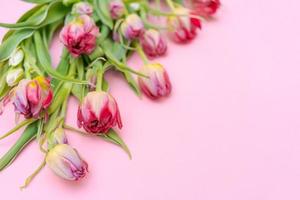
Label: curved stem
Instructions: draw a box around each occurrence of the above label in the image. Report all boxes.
[20,158,46,190]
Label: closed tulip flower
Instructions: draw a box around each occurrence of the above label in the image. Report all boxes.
[121,14,144,40]
[192,0,221,17]
[59,15,99,57]
[13,76,53,119]
[138,63,172,99]
[77,91,122,134]
[9,48,24,67]
[167,7,201,43]
[6,67,24,87]
[140,29,167,57]
[109,0,125,20]
[46,144,88,181]
[72,2,93,16]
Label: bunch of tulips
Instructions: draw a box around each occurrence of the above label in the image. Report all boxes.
[0,0,220,188]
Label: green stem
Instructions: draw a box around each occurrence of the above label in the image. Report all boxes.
[135,43,149,64]
[95,61,104,92]
[0,122,38,171]
[20,158,46,190]
[0,118,36,140]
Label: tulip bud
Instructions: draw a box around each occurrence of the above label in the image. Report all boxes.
[59,15,100,57]
[121,14,144,40]
[72,2,93,16]
[138,63,172,99]
[109,0,125,20]
[46,144,88,181]
[9,48,24,67]
[167,7,201,43]
[6,67,24,86]
[140,29,167,57]
[192,0,221,17]
[48,128,68,149]
[77,91,122,134]
[13,76,53,118]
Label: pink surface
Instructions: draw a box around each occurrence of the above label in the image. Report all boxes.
[1,0,300,199]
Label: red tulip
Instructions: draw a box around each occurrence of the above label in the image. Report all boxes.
[138,63,172,99]
[60,15,99,57]
[192,0,221,17]
[13,76,53,119]
[77,91,122,134]
[140,29,167,57]
[167,7,201,43]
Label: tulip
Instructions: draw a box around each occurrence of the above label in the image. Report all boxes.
[77,91,122,134]
[138,63,172,99]
[121,14,144,40]
[48,128,68,149]
[140,29,167,57]
[109,0,125,20]
[9,48,24,67]
[46,144,88,181]
[72,2,93,16]
[6,67,24,86]
[167,7,201,43]
[59,15,99,57]
[192,0,221,17]
[12,76,53,118]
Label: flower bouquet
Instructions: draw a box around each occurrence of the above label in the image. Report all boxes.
[0,0,220,188]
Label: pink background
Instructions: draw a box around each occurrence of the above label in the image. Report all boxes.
[1,0,300,199]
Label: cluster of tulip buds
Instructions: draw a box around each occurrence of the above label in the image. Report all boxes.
[0,0,220,188]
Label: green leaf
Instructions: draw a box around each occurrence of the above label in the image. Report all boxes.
[123,71,141,96]
[0,2,64,30]
[48,82,72,114]
[0,122,38,171]
[93,0,113,29]
[22,0,54,3]
[0,29,35,61]
[33,31,88,84]
[99,129,132,159]
[0,119,37,140]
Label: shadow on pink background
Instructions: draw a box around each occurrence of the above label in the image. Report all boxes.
[0,0,300,199]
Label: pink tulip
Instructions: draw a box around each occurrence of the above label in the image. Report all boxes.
[109,0,125,20]
[77,91,122,134]
[60,15,99,57]
[72,2,93,16]
[140,29,167,57]
[167,8,201,43]
[192,0,221,17]
[13,76,53,119]
[138,63,172,99]
[121,14,144,40]
[46,144,88,181]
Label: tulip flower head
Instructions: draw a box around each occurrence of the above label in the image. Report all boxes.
[192,0,221,17]
[77,91,122,134]
[140,29,167,57]
[12,76,53,119]
[46,144,88,181]
[167,7,201,43]
[60,15,99,57]
[72,2,93,16]
[109,0,125,20]
[138,63,172,99]
[121,14,144,40]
